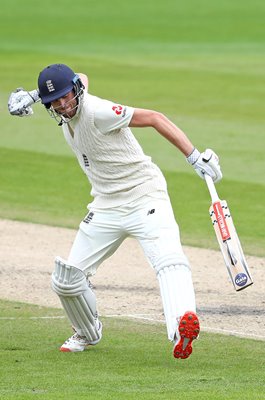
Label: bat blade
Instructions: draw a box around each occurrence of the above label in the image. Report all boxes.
[209,200,253,291]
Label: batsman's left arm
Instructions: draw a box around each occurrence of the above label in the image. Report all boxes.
[77,73,89,91]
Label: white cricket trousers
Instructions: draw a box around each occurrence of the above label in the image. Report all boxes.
[67,192,196,341]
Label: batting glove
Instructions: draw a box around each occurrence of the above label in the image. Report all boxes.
[8,88,40,117]
[187,148,222,183]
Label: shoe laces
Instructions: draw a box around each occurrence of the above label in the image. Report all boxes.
[72,332,87,340]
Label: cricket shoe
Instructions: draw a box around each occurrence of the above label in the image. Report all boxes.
[173,311,200,359]
[60,321,102,352]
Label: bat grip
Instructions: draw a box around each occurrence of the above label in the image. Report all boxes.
[205,174,220,203]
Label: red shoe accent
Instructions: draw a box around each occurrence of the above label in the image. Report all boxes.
[60,347,72,352]
[173,311,200,359]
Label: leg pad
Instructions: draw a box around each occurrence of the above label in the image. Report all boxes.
[156,264,196,341]
[52,257,101,343]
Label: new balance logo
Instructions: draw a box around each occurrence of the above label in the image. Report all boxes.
[83,212,94,224]
[82,154,90,168]
[147,209,155,215]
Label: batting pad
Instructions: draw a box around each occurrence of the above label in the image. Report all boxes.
[157,264,196,341]
[51,257,101,343]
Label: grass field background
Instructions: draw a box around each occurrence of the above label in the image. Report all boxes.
[0,1,265,399]
[1,300,265,400]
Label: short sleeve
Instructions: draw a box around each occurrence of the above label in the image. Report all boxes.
[94,98,134,134]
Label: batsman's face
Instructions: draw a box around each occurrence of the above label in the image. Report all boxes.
[51,90,77,119]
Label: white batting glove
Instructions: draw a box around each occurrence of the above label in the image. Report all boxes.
[8,88,40,117]
[187,148,222,183]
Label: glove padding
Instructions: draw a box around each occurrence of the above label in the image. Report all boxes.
[8,88,40,117]
[187,148,222,183]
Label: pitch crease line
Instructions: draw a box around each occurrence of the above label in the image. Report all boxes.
[105,313,265,340]
[2,314,264,341]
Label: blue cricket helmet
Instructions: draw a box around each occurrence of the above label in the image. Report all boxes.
[38,64,80,106]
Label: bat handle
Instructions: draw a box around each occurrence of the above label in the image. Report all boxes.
[205,174,220,203]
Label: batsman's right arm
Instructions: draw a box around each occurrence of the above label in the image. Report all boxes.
[129,108,194,156]
[129,108,222,182]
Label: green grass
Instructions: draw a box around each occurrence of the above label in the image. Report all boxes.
[0,147,89,227]
[1,300,265,400]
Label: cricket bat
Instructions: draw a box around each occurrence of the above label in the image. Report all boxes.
[205,174,253,291]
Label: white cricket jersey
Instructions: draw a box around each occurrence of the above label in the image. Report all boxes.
[62,92,167,208]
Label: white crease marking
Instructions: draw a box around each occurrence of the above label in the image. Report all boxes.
[1,313,264,341]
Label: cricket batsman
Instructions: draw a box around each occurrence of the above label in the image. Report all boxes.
[8,64,222,359]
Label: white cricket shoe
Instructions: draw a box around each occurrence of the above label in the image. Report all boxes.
[60,322,102,352]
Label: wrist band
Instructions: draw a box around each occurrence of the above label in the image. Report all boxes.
[186,148,200,165]
[29,89,40,103]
